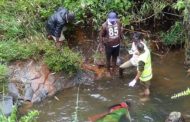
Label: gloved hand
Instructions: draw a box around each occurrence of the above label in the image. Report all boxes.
[129,79,137,87]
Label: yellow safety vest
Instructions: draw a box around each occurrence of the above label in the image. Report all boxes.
[138,49,152,81]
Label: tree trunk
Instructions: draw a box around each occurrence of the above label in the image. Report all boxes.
[184,0,190,67]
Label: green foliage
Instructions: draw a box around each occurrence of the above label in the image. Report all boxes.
[0,106,39,122]
[160,22,185,45]
[153,1,168,18]
[0,64,8,81]
[44,46,82,74]
[132,0,170,21]
[0,14,24,40]
[0,34,82,74]
[138,0,168,17]
[171,87,190,99]
[19,110,39,122]
[0,41,40,62]
[24,35,82,74]
[139,1,153,17]
[0,0,63,40]
[172,0,185,11]
[63,0,132,29]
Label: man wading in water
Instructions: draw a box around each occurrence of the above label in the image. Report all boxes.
[119,32,148,78]
[129,42,152,97]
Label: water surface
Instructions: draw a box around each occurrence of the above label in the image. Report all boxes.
[34,49,190,122]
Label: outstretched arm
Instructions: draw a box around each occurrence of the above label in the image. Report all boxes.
[129,61,145,87]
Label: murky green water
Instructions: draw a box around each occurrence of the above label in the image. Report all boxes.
[34,49,190,122]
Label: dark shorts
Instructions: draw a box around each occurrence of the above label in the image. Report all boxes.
[105,44,120,61]
[140,80,151,89]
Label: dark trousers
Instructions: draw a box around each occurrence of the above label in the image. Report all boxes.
[105,44,120,71]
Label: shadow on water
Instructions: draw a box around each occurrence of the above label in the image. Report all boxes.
[34,49,190,122]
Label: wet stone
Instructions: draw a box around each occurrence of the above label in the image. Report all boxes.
[32,85,48,103]
[0,96,13,116]
[24,84,34,101]
[165,111,185,122]
[8,83,20,101]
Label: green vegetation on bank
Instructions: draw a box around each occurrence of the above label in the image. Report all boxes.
[0,64,8,81]
[0,0,63,40]
[0,36,82,74]
[0,106,39,122]
[160,22,185,45]
[0,0,82,75]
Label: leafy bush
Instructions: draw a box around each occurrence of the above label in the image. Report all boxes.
[0,36,82,74]
[0,41,40,62]
[160,22,185,45]
[0,106,39,122]
[44,46,82,74]
[19,110,39,122]
[0,14,24,40]
[63,0,132,29]
[0,0,63,40]
[172,0,185,11]
[24,35,82,74]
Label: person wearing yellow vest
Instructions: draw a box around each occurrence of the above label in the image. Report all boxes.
[119,32,148,78]
[129,42,152,96]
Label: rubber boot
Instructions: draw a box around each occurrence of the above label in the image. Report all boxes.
[119,68,124,78]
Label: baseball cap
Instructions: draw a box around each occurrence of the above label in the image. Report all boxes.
[108,12,117,22]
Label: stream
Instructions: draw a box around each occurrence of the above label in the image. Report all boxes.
[34,49,190,122]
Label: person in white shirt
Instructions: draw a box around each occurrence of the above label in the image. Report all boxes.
[119,32,148,78]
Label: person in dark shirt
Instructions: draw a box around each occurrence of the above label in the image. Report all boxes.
[46,7,75,48]
[99,12,123,76]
